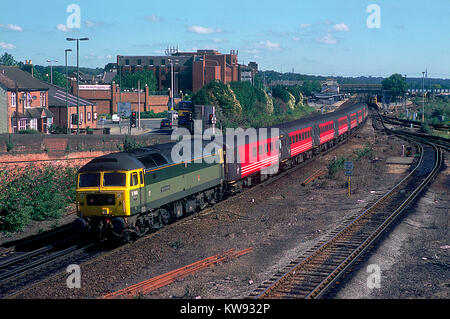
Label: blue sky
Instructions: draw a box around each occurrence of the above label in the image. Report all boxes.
[1,0,449,78]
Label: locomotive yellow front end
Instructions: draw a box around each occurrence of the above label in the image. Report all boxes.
[74,153,146,238]
[76,171,127,218]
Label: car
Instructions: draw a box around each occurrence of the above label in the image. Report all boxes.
[160,118,172,129]
[112,114,120,124]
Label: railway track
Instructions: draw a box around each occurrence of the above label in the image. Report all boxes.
[1,116,367,298]
[0,231,101,298]
[249,112,443,299]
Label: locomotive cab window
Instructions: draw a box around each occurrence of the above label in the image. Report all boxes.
[103,172,126,187]
[130,172,139,187]
[79,173,100,187]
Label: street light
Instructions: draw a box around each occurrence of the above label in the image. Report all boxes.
[65,49,72,134]
[46,59,58,84]
[404,74,407,112]
[167,58,179,111]
[422,71,425,122]
[66,37,89,135]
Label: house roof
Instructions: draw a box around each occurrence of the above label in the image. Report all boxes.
[12,107,53,119]
[46,83,95,107]
[0,66,49,91]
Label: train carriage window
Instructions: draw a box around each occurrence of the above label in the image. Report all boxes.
[259,145,263,155]
[139,171,144,185]
[265,143,269,153]
[252,147,257,157]
[271,142,275,151]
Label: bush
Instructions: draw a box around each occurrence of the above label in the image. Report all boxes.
[18,129,40,134]
[328,156,348,176]
[0,165,79,232]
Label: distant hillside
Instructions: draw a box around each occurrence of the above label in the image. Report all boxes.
[33,65,104,76]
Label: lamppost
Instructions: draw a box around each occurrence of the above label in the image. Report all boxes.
[65,49,72,134]
[66,37,89,135]
[46,59,58,84]
[404,74,407,112]
[422,71,425,122]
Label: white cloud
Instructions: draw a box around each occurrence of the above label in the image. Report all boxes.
[300,23,312,28]
[317,33,337,44]
[146,14,162,22]
[332,23,350,32]
[0,42,16,49]
[0,24,23,32]
[85,20,106,28]
[293,36,301,42]
[188,25,222,34]
[56,24,72,32]
[256,40,282,51]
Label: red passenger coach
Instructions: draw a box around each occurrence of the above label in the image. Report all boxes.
[319,121,334,144]
[238,137,280,178]
[337,116,348,136]
[289,127,312,157]
[350,113,357,129]
[358,110,362,123]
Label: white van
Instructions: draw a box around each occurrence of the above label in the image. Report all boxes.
[112,114,120,123]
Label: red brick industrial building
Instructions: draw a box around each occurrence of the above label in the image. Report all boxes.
[117,49,256,93]
[71,82,180,115]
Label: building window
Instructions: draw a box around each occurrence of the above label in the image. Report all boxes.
[19,119,27,131]
[40,92,46,107]
[150,59,154,66]
[11,92,16,107]
[137,59,141,66]
[87,112,91,121]
[125,59,130,65]
[161,59,165,66]
[79,112,83,124]
[93,112,97,120]
[30,119,37,130]
[24,93,32,108]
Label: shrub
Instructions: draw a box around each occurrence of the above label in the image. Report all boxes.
[0,164,79,232]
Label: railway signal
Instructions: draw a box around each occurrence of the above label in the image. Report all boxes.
[130,112,137,128]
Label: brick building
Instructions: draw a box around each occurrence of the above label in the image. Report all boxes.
[71,81,180,115]
[117,49,252,93]
[0,66,52,133]
[47,83,97,131]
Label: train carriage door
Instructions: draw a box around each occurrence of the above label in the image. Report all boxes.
[129,170,144,215]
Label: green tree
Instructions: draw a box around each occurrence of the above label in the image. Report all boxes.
[113,70,157,91]
[0,52,17,66]
[382,74,407,99]
[300,80,321,96]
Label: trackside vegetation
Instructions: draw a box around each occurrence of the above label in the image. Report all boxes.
[0,165,79,232]
[191,80,317,130]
